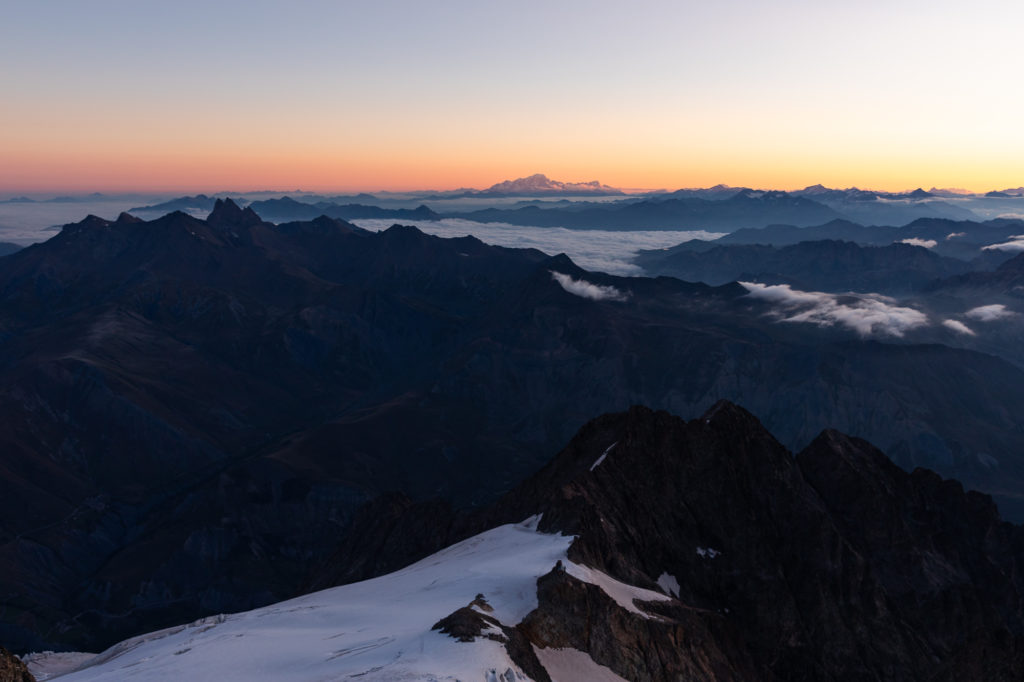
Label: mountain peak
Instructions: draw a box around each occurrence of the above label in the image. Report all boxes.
[115,212,143,224]
[483,174,622,196]
[207,197,262,228]
[699,399,763,429]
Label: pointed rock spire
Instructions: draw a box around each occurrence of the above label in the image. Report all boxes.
[207,198,263,229]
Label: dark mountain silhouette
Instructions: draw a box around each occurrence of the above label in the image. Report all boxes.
[501,403,1024,680]
[128,193,218,214]
[4,201,1024,654]
[246,196,440,223]
[0,243,21,257]
[688,216,1024,261]
[321,192,380,203]
[635,239,974,293]
[930,251,1024,298]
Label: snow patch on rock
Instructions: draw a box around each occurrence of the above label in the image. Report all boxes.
[590,442,618,471]
[564,562,673,618]
[533,646,628,682]
[657,572,680,598]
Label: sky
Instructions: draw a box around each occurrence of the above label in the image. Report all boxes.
[2,0,1022,193]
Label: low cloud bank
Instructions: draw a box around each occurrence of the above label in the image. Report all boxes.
[898,238,937,248]
[942,319,975,335]
[966,303,1018,322]
[741,282,928,337]
[982,235,1024,252]
[551,271,629,302]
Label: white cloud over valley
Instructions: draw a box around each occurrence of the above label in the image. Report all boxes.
[741,282,929,337]
[942,319,975,335]
[965,304,1018,322]
[982,235,1024,252]
[550,271,629,302]
[897,238,937,248]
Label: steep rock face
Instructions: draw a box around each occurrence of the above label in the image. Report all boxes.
[466,403,1024,681]
[0,648,34,682]
[518,566,757,681]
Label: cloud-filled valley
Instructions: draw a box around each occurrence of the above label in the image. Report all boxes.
[351,218,723,275]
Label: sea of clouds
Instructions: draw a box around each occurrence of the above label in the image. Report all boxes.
[352,218,724,275]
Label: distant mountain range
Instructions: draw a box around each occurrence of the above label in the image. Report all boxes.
[117,179,1024,231]
[0,193,107,204]
[666,216,1024,258]
[246,196,440,223]
[634,239,976,294]
[4,200,1024,654]
[128,193,219,214]
[634,217,1024,365]
[451,190,845,230]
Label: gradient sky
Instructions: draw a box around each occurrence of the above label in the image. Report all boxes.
[2,0,1022,193]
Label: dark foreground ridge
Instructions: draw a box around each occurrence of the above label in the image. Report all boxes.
[327,402,1024,681]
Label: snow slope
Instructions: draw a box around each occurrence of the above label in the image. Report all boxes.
[30,517,667,681]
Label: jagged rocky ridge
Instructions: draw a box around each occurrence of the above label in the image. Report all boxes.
[4,200,1024,653]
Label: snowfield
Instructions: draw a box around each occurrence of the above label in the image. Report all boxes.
[27,517,657,681]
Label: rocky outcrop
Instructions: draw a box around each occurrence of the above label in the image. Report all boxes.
[0,648,34,682]
[474,403,1024,681]
[518,566,757,681]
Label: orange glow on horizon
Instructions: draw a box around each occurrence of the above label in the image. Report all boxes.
[2,146,1020,196]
